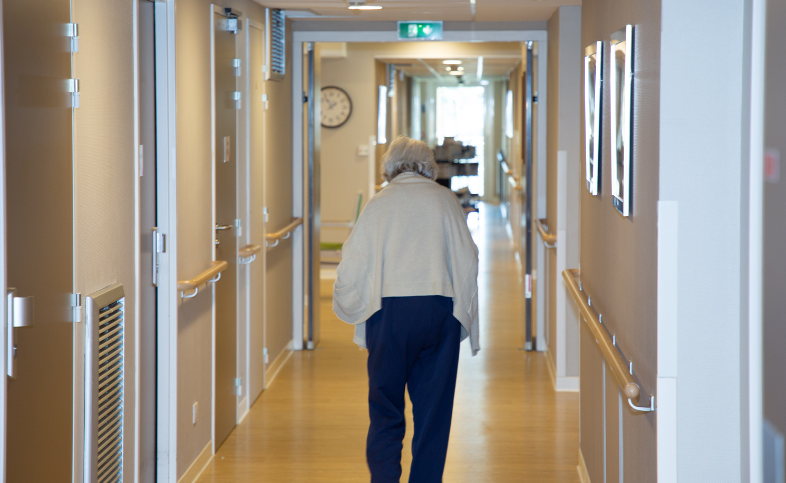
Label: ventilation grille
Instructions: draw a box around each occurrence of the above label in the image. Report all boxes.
[268,8,285,79]
[85,284,125,483]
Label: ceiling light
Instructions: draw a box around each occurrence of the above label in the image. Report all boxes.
[445,67,451,71]
[443,60,462,65]
[449,71,464,76]
[457,66,464,71]
[480,80,490,86]
[348,5,383,9]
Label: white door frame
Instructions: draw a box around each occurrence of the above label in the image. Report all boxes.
[0,0,7,480]
[290,28,548,351]
[153,1,178,481]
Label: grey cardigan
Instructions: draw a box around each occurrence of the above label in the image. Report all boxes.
[332,172,480,355]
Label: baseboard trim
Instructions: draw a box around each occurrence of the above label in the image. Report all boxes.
[577,448,591,483]
[265,339,294,389]
[546,349,580,392]
[177,440,213,483]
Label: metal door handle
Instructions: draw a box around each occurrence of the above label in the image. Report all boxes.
[215,224,232,231]
[7,288,33,379]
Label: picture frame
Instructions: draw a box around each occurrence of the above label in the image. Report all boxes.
[610,25,634,216]
[584,41,603,196]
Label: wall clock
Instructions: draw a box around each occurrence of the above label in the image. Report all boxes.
[321,86,352,128]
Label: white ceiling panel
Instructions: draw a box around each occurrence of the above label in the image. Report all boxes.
[259,0,580,22]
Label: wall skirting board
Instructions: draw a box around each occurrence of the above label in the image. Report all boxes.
[178,441,213,483]
[265,340,294,389]
[577,448,591,483]
[546,349,580,392]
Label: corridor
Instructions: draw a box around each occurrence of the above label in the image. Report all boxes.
[196,205,579,482]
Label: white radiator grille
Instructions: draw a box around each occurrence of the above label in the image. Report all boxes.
[85,284,124,483]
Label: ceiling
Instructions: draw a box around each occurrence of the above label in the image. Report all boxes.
[378,56,520,80]
[258,0,581,22]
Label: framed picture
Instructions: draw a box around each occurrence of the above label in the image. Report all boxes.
[610,25,634,216]
[584,41,603,196]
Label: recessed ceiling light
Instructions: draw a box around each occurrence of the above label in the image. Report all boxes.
[480,80,490,86]
[445,67,451,71]
[457,66,464,71]
[443,60,462,65]
[449,71,464,76]
[348,5,382,9]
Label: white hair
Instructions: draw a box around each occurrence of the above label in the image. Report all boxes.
[381,136,438,182]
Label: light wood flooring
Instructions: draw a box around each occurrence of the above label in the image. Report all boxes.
[196,205,579,482]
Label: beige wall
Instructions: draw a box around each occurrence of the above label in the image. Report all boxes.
[174,0,268,477]
[580,0,661,480]
[264,19,295,374]
[72,1,137,481]
[545,6,581,384]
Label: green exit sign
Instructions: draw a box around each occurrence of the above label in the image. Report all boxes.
[398,21,443,40]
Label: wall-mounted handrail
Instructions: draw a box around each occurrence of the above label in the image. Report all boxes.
[500,160,510,174]
[238,244,261,265]
[536,219,557,248]
[265,218,303,248]
[507,174,521,190]
[563,269,655,412]
[178,260,228,299]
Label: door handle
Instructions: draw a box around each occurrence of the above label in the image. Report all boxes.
[7,288,33,379]
[215,224,233,231]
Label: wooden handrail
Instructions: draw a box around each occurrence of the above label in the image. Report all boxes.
[265,218,303,242]
[562,269,640,401]
[239,244,261,258]
[178,260,228,293]
[536,219,557,246]
[507,174,521,190]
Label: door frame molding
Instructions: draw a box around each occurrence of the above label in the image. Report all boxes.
[290,28,548,351]
[153,1,178,481]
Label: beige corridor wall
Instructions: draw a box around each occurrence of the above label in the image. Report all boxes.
[545,7,581,380]
[579,0,661,481]
[320,44,377,245]
[263,19,295,379]
[174,0,267,478]
[72,2,137,482]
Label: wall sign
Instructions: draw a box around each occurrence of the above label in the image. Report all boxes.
[584,41,603,196]
[610,25,634,216]
[397,21,443,40]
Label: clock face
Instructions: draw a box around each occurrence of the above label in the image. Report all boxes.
[321,86,352,128]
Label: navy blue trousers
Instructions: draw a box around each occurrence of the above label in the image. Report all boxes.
[366,296,461,483]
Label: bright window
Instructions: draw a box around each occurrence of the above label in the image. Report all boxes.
[436,86,485,196]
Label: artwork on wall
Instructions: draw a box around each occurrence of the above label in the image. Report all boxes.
[584,41,603,196]
[610,25,634,216]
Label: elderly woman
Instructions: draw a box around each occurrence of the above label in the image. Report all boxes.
[333,136,479,482]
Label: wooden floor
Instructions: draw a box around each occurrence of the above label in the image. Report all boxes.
[197,205,579,482]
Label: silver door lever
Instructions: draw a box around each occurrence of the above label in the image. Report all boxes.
[215,224,232,231]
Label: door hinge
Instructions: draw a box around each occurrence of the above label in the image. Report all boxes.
[233,91,241,109]
[67,79,80,108]
[302,92,308,104]
[70,293,83,323]
[233,58,241,77]
[263,347,269,364]
[263,207,269,223]
[153,228,166,286]
[524,274,532,299]
[66,23,79,53]
[262,94,269,110]
[235,219,242,237]
[234,377,243,396]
